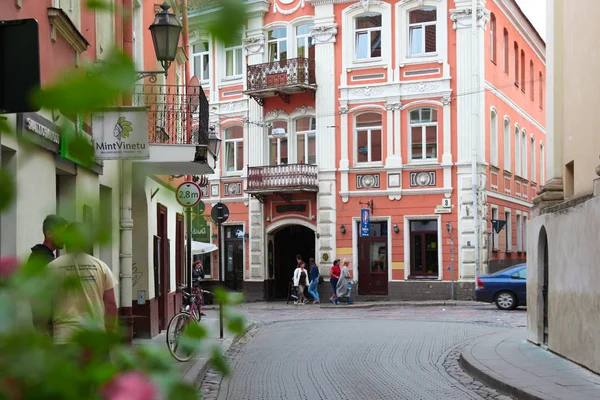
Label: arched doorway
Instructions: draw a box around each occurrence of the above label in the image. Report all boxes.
[538,226,549,345]
[267,225,315,299]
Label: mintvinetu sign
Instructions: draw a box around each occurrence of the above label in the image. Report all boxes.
[92,107,149,160]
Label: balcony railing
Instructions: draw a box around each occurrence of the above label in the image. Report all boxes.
[132,83,209,146]
[245,58,316,104]
[247,163,319,193]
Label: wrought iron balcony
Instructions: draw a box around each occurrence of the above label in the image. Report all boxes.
[244,57,317,105]
[132,83,209,150]
[246,163,319,199]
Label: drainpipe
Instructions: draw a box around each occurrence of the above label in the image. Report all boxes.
[120,0,134,344]
[471,0,480,286]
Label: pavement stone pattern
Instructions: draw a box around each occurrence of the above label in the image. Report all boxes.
[199,304,528,400]
[460,328,600,400]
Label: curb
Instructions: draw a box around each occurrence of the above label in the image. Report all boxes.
[203,301,480,311]
[459,340,542,400]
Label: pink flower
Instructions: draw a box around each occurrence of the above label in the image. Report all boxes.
[0,256,19,278]
[101,371,158,400]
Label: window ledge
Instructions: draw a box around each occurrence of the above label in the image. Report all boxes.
[347,60,386,71]
[351,163,384,170]
[47,7,89,54]
[222,76,243,82]
[406,160,441,168]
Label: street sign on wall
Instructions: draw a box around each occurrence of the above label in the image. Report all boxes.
[360,209,370,237]
[92,107,149,160]
[176,181,201,208]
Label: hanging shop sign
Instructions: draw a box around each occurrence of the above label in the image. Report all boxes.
[360,208,370,237]
[92,107,149,160]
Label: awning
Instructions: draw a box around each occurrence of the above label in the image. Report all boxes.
[191,241,218,255]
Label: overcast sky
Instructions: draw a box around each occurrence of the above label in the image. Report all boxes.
[514,0,546,40]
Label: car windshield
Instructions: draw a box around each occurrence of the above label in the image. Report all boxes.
[491,265,525,276]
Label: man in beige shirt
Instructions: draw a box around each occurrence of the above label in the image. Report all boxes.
[47,223,118,344]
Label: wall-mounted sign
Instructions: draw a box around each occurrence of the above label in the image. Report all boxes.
[442,198,451,208]
[360,209,370,237]
[17,113,60,153]
[92,107,149,160]
[434,206,452,214]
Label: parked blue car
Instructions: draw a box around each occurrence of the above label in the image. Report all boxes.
[475,264,527,310]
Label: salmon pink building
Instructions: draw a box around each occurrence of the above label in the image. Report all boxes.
[188,0,546,300]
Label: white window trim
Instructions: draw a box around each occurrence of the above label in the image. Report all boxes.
[295,118,316,165]
[266,26,288,62]
[514,124,521,176]
[223,38,244,80]
[539,142,545,184]
[503,116,511,172]
[403,215,443,280]
[521,129,527,180]
[408,108,438,163]
[408,9,437,57]
[505,208,512,253]
[490,107,498,167]
[191,39,211,83]
[491,205,499,251]
[267,123,289,165]
[354,14,383,62]
[223,126,244,174]
[397,0,447,66]
[354,113,383,166]
[295,22,314,59]
[342,2,392,70]
[530,135,536,183]
[523,212,528,253]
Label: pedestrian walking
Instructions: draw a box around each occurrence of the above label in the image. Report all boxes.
[329,259,341,303]
[292,261,309,305]
[335,258,354,305]
[307,258,320,304]
[47,222,118,345]
[28,214,68,266]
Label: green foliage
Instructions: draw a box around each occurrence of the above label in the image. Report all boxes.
[205,0,248,45]
[0,169,14,212]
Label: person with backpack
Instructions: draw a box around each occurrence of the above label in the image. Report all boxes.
[307,258,320,304]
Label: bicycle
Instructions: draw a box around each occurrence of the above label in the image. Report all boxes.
[166,283,212,362]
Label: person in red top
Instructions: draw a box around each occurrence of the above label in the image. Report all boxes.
[329,259,341,303]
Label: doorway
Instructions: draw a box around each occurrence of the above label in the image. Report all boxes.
[409,219,439,278]
[357,221,388,295]
[157,204,170,331]
[224,225,244,291]
[271,225,315,299]
[539,227,549,345]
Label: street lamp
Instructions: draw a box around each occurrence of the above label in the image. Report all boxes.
[208,126,222,168]
[137,2,183,82]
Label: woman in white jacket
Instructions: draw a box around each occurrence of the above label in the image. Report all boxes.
[292,262,310,305]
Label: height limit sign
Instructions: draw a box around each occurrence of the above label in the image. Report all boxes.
[176,181,201,208]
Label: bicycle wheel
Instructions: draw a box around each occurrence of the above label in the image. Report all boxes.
[166,312,194,362]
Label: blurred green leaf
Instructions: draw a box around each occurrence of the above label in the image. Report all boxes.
[167,382,197,400]
[0,117,12,134]
[71,329,122,353]
[85,0,112,10]
[225,311,245,335]
[0,168,15,211]
[209,346,230,376]
[33,49,135,114]
[206,0,248,45]
[183,319,208,340]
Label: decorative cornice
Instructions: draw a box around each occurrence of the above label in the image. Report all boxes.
[309,24,338,44]
[265,109,288,119]
[349,0,383,12]
[441,95,452,106]
[47,7,89,53]
[339,105,349,114]
[189,28,210,43]
[292,105,315,115]
[273,0,307,15]
[449,7,488,30]
[385,103,401,111]
[175,47,188,65]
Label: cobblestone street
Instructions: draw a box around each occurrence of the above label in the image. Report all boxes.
[201,304,526,399]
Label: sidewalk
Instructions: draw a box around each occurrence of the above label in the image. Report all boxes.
[202,300,485,310]
[132,309,236,388]
[460,328,600,400]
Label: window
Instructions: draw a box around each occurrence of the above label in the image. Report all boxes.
[225,36,243,78]
[514,126,521,176]
[504,117,511,171]
[540,143,545,184]
[489,14,496,63]
[409,8,437,56]
[355,112,382,163]
[296,117,316,164]
[520,50,525,91]
[514,42,519,86]
[296,23,314,58]
[268,121,288,165]
[268,28,287,62]
[511,268,526,280]
[539,72,544,109]
[490,109,498,166]
[530,137,535,182]
[516,213,522,252]
[521,131,527,180]
[503,29,509,73]
[491,207,499,251]
[192,41,210,81]
[355,14,382,60]
[410,108,438,161]
[224,126,244,172]
[505,210,512,252]
[523,215,528,253]
[530,61,534,101]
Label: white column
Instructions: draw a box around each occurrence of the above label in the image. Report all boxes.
[450,0,487,279]
[310,6,338,271]
[394,102,402,162]
[442,95,453,191]
[339,105,349,203]
[546,0,563,182]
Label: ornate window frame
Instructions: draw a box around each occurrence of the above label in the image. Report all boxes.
[352,109,384,167]
[222,123,245,175]
[396,0,447,67]
[407,106,439,163]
